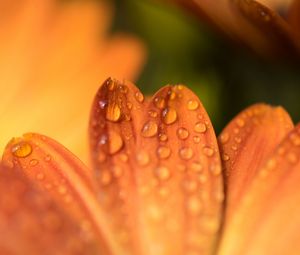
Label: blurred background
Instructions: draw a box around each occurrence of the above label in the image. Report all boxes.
[112,0,300,132]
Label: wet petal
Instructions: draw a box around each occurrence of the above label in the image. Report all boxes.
[218,103,293,217]
[218,124,300,255]
[288,0,300,39]
[2,133,121,255]
[89,78,224,255]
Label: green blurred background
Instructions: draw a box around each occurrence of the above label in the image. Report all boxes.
[112,0,299,133]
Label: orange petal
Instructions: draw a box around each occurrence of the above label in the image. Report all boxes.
[218,124,300,255]
[218,104,293,217]
[89,78,224,255]
[1,133,122,255]
[288,0,300,39]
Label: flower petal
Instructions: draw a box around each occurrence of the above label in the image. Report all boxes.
[1,133,121,255]
[218,124,300,255]
[89,78,224,255]
[218,104,293,217]
[288,0,300,39]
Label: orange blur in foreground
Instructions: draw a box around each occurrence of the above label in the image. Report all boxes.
[1,78,300,255]
[0,0,146,164]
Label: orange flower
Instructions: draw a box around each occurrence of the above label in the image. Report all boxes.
[1,78,299,255]
[169,0,300,58]
[0,0,146,164]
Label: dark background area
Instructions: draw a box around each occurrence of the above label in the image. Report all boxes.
[112,0,300,133]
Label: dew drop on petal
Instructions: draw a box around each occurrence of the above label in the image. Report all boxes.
[162,108,177,125]
[135,91,144,103]
[106,102,121,122]
[155,166,171,181]
[193,136,201,144]
[11,142,32,158]
[187,100,199,110]
[187,197,202,216]
[236,118,245,127]
[194,122,207,133]
[29,159,39,166]
[177,128,189,140]
[108,131,123,155]
[100,170,112,186]
[183,179,198,193]
[190,161,203,172]
[203,146,214,157]
[222,153,230,161]
[148,110,158,118]
[157,146,171,159]
[136,151,150,166]
[159,133,168,142]
[154,97,166,109]
[219,133,230,144]
[179,147,194,160]
[141,121,158,137]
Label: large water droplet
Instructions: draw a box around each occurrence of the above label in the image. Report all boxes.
[179,147,194,160]
[141,121,158,137]
[108,130,123,154]
[162,108,177,125]
[187,100,199,110]
[135,91,144,103]
[157,146,171,159]
[106,101,121,122]
[194,122,207,133]
[177,127,189,140]
[12,142,32,158]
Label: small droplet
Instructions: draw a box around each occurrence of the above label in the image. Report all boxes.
[183,179,198,193]
[58,185,67,195]
[187,100,199,110]
[159,133,168,142]
[136,151,150,166]
[159,187,170,198]
[112,166,123,178]
[193,136,201,144]
[179,147,194,160]
[106,101,121,122]
[157,146,171,159]
[168,90,177,100]
[177,128,189,140]
[141,121,158,137]
[203,146,214,157]
[11,142,32,158]
[126,102,133,110]
[234,136,242,144]
[99,100,107,109]
[44,155,51,162]
[287,152,298,164]
[154,97,166,109]
[148,110,158,118]
[97,151,106,163]
[231,145,238,151]
[290,133,300,146]
[222,153,230,161]
[210,165,222,176]
[236,118,245,127]
[190,161,203,172]
[194,122,206,133]
[219,133,230,144]
[119,85,128,94]
[162,108,177,125]
[155,166,171,181]
[119,153,128,162]
[100,170,112,186]
[187,197,202,216]
[135,91,144,103]
[36,172,45,180]
[108,131,123,155]
[29,159,39,166]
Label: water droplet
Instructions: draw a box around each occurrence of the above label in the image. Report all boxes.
[219,133,230,144]
[234,136,242,143]
[112,166,123,178]
[126,102,133,110]
[98,151,106,163]
[194,122,206,133]
[157,146,171,159]
[154,97,166,109]
[162,108,177,125]
[141,121,158,137]
[108,131,123,154]
[136,151,150,166]
[100,170,112,186]
[190,161,203,172]
[148,205,163,221]
[106,101,121,122]
[159,186,170,198]
[187,100,199,110]
[290,133,300,146]
[287,152,298,164]
[44,155,51,162]
[169,90,177,100]
[231,145,238,151]
[187,197,202,215]
[119,85,128,94]
[179,147,194,160]
[29,159,39,166]
[222,153,230,161]
[12,142,32,158]
[99,100,107,109]
[203,146,214,157]
[177,128,189,140]
[135,91,144,103]
[119,153,128,162]
[148,110,158,118]
[193,136,201,144]
[210,165,222,176]
[236,118,245,127]
[159,133,168,142]
[155,166,171,181]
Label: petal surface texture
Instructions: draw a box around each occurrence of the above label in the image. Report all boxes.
[89,78,224,255]
[0,0,146,163]
[218,113,300,255]
[1,133,122,255]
